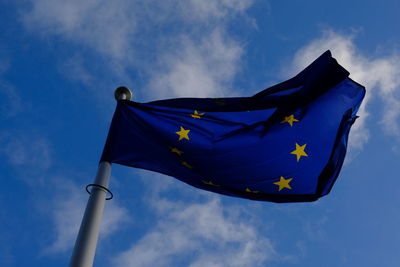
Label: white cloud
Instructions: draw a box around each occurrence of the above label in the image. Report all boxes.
[302,216,328,241]
[20,0,254,101]
[111,172,276,267]
[21,0,253,63]
[0,123,130,256]
[0,81,22,119]
[0,132,52,171]
[44,179,130,254]
[288,30,400,152]
[113,195,275,267]
[0,66,51,175]
[22,0,137,61]
[146,28,243,99]
[179,0,253,21]
[0,60,22,119]
[60,55,95,87]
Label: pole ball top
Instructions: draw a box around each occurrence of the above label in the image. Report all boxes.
[114,86,133,101]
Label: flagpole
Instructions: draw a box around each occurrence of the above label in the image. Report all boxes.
[69,87,132,267]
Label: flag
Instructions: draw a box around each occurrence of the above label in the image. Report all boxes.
[101,51,365,203]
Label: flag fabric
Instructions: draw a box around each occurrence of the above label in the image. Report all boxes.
[101,51,365,203]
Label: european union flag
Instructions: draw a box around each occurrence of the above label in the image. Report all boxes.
[101,51,365,203]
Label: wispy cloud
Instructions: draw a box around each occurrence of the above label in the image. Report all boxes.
[0,115,130,257]
[21,0,253,63]
[20,0,254,101]
[288,30,400,153]
[44,178,131,254]
[0,131,52,173]
[172,0,253,21]
[0,65,51,174]
[22,0,137,61]
[0,82,22,119]
[146,28,243,99]
[113,173,275,267]
[0,62,22,119]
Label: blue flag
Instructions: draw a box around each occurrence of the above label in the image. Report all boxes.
[101,51,365,203]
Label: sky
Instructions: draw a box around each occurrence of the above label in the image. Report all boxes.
[1,0,400,266]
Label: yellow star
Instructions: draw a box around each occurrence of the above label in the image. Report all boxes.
[290,143,308,162]
[245,188,259,193]
[281,114,299,127]
[202,180,220,187]
[175,126,190,141]
[170,147,183,156]
[181,161,193,169]
[273,176,293,191]
[191,110,204,119]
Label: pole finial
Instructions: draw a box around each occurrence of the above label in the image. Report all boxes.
[114,86,133,101]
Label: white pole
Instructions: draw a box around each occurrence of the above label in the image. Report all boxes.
[69,87,132,267]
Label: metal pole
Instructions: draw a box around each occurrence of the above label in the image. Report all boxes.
[69,87,132,267]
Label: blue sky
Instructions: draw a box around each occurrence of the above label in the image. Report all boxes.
[1,0,400,266]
